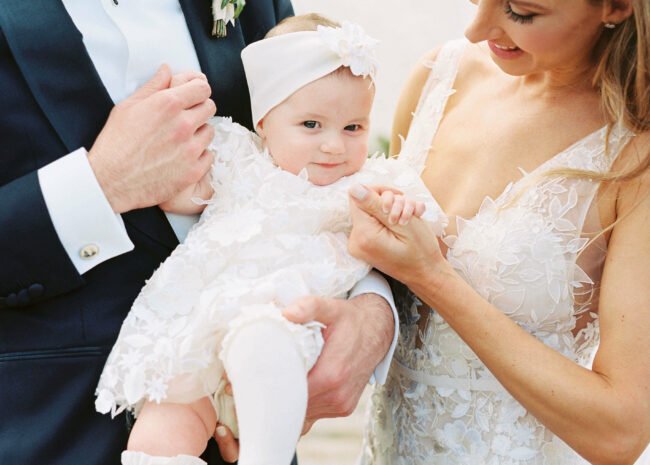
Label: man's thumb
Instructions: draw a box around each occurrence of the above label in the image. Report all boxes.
[132,64,172,100]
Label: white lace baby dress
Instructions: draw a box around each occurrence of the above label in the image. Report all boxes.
[95,117,446,420]
[359,40,635,465]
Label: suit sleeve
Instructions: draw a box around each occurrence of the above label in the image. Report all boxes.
[0,149,135,309]
[0,168,85,309]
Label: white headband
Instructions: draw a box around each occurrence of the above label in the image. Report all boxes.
[241,21,379,128]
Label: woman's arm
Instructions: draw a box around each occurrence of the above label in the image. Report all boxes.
[347,133,650,464]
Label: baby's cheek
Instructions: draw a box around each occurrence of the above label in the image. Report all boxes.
[351,151,368,173]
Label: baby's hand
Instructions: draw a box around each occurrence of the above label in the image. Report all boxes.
[380,190,426,225]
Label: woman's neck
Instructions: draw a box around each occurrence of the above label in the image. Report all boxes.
[517,63,598,101]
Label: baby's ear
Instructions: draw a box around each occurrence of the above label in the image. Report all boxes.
[256,119,266,139]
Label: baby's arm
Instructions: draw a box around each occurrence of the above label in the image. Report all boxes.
[159,173,214,214]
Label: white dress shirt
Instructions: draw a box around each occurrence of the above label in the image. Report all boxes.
[38,0,398,383]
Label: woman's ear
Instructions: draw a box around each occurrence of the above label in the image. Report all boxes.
[602,0,635,26]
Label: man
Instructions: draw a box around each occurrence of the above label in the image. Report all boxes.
[0,1,396,464]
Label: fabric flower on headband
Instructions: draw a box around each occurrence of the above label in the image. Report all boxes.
[211,0,245,38]
[317,22,379,80]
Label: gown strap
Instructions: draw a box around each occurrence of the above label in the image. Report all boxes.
[399,38,468,174]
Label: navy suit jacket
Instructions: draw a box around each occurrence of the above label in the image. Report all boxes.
[0,1,294,464]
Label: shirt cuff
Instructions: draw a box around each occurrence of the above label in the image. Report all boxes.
[348,270,399,385]
[38,148,134,274]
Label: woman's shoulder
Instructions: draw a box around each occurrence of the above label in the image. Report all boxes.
[402,40,492,99]
[390,40,491,155]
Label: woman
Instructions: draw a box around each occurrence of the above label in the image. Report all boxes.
[349,0,650,463]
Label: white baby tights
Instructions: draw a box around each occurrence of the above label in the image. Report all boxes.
[223,318,308,465]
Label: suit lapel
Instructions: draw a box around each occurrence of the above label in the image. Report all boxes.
[0,0,179,250]
[178,0,246,83]
[178,0,252,127]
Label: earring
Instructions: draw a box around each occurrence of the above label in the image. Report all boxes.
[604,22,617,29]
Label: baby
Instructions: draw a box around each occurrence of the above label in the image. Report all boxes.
[95,14,445,465]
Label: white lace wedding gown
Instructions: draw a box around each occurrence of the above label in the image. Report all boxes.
[95,117,445,418]
[359,40,642,465]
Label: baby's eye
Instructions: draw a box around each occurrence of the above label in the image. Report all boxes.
[303,121,320,129]
[344,124,362,132]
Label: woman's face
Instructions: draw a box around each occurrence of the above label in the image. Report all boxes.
[465,0,606,79]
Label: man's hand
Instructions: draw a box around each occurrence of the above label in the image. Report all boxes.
[213,423,239,463]
[283,293,394,434]
[88,65,217,213]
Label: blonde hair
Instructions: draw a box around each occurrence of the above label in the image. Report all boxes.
[265,13,340,38]
[501,1,649,248]
[552,0,649,183]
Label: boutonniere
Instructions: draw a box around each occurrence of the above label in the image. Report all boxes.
[211,0,246,38]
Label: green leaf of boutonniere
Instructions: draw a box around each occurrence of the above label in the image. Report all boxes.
[212,0,246,38]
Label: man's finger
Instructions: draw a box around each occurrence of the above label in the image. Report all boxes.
[170,71,208,88]
[214,424,239,463]
[283,296,338,325]
[301,419,315,436]
[131,64,172,100]
[165,77,212,109]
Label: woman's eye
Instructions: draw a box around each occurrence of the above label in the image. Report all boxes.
[303,121,319,129]
[344,124,361,132]
[505,3,536,24]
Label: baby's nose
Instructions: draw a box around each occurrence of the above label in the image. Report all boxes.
[320,135,345,155]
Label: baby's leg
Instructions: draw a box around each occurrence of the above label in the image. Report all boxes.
[224,318,311,465]
[122,397,215,464]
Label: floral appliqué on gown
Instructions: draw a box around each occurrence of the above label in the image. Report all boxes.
[94,117,446,419]
[359,40,634,465]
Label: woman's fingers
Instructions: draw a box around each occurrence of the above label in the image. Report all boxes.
[349,184,394,229]
[352,185,426,226]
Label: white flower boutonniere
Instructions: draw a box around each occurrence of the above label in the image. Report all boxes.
[211,0,246,38]
[317,22,379,80]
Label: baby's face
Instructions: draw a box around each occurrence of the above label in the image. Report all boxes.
[258,71,374,186]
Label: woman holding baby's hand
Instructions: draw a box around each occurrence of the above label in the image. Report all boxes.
[349,1,650,464]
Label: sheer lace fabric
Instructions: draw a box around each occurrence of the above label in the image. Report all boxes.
[359,40,634,465]
[95,117,444,418]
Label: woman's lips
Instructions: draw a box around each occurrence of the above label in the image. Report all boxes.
[488,40,524,59]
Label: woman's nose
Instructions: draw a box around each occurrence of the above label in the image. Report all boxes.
[464,0,503,43]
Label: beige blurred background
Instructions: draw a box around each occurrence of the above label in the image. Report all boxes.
[290,2,474,463]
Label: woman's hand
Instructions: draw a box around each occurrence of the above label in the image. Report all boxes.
[348,184,447,289]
